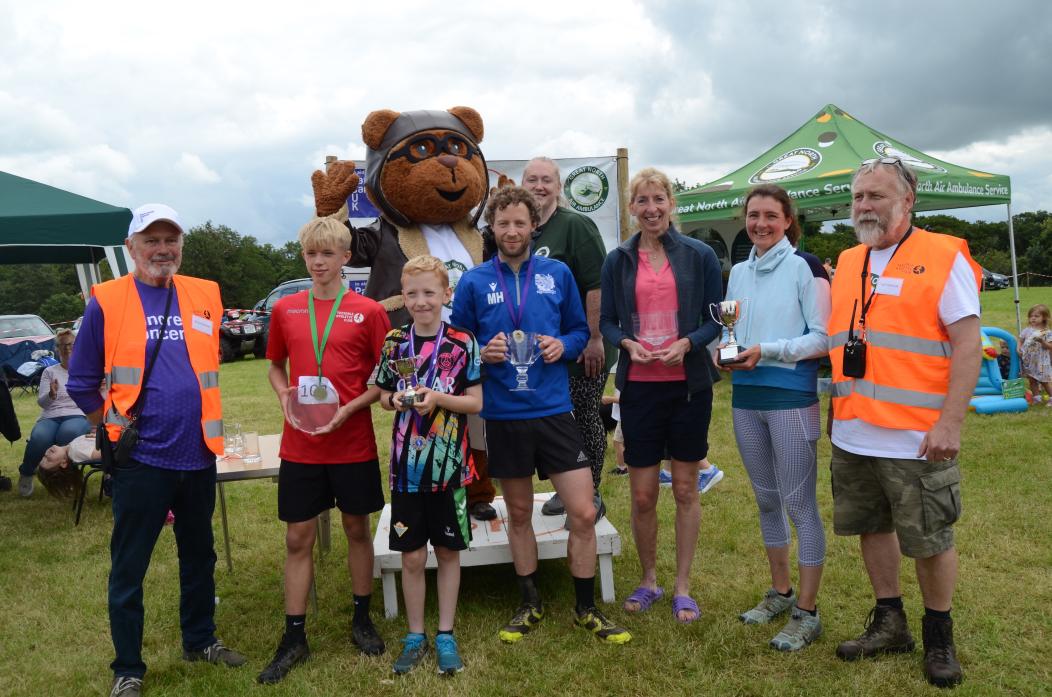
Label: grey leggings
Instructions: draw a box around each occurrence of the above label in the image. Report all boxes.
[732,404,826,567]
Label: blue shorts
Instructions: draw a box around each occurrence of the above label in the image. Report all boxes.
[619,381,712,467]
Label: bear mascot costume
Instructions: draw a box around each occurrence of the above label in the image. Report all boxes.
[309,106,496,520]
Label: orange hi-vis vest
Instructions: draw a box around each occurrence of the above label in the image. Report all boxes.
[828,227,980,431]
[92,273,224,455]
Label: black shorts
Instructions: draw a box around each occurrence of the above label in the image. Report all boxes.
[389,487,471,552]
[620,381,712,467]
[486,413,590,480]
[278,459,384,523]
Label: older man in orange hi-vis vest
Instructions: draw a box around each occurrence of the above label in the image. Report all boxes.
[826,159,981,689]
[67,204,246,697]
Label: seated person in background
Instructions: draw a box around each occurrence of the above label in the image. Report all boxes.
[36,431,99,498]
[18,329,91,497]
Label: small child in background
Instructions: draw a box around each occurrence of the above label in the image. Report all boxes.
[997,340,1012,380]
[604,390,724,492]
[601,391,628,476]
[1019,304,1052,406]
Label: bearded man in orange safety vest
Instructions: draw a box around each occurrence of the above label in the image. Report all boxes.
[826,158,981,690]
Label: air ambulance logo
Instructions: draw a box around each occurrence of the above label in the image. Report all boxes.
[564,166,610,213]
[749,148,822,184]
[873,142,947,174]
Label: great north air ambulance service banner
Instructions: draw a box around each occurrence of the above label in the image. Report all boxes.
[487,156,621,253]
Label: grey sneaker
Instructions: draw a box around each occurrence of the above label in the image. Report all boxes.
[110,676,143,697]
[541,493,565,516]
[740,588,796,625]
[836,605,915,661]
[18,474,34,497]
[770,608,822,651]
[392,632,428,675]
[183,639,247,667]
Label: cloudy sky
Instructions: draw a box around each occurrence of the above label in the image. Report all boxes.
[2,0,1050,245]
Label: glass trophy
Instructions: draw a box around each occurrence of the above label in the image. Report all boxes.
[288,376,339,434]
[508,330,540,391]
[631,310,678,353]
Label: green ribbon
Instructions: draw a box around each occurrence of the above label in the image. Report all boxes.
[308,286,346,383]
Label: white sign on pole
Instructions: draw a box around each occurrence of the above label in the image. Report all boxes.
[487,156,621,253]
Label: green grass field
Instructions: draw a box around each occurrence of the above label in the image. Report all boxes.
[1,287,1050,696]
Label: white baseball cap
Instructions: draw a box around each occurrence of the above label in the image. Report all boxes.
[128,203,185,237]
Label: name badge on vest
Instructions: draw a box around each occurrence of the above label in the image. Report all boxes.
[191,314,213,335]
[875,277,903,297]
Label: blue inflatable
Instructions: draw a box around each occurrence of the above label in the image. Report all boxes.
[970,327,1029,414]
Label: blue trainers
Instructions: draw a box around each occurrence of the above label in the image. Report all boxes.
[658,469,673,487]
[697,465,724,493]
[435,633,464,675]
[392,633,428,675]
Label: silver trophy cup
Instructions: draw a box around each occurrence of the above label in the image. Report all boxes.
[710,300,746,365]
[390,356,420,406]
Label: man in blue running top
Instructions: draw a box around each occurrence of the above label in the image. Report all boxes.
[451,186,631,646]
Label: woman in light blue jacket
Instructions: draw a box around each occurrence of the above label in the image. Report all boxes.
[720,184,830,652]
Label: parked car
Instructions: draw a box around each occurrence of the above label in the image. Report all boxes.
[219,309,265,363]
[982,268,1010,291]
[251,269,370,357]
[0,314,56,380]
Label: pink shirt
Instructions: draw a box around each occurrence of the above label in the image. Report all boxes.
[628,249,686,382]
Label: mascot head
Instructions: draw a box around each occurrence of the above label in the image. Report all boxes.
[362,106,488,228]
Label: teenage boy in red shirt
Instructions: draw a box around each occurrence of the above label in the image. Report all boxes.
[258,217,391,684]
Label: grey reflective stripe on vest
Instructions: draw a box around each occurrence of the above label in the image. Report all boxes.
[829,379,945,409]
[199,370,219,390]
[829,330,951,357]
[110,366,142,386]
[104,409,132,427]
[204,420,224,439]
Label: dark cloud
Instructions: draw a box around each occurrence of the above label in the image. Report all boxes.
[639,0,1052,162]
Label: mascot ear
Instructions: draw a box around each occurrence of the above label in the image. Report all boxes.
[448,106,484,143]
[362,109,401,150]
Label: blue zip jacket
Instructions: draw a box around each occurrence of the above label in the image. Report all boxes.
[451,254,588,420]
[725,236,831,393]
[600,226,723,393]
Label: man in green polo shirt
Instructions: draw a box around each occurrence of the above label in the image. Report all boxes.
[521,157,616,520]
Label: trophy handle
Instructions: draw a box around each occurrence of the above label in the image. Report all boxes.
[709,303,724,326]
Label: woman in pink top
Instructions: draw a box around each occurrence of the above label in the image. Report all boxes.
[599,168,724,624]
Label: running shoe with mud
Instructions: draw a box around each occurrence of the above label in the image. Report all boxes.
[498,603,544,643]
[574,606,632,644]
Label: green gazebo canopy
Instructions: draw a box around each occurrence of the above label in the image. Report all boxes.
[0,170,131,264]
[676,104,1011,224]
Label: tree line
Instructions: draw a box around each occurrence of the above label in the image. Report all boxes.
[0,222,308,326]
[2,210,1050,327]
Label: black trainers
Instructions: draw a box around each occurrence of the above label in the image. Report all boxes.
[836,605,915,661]
[352,620,386,656]
[469,501,497,521]
[109,676,143,697]
[182,639,247,667]
[922,615,963,688]
[257,636,310,684]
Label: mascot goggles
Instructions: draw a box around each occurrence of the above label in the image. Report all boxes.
[389,133,480,164]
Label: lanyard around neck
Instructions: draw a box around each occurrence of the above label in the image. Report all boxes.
[857,226,913,329]
[492,254,536,331]
[308,286,346,380]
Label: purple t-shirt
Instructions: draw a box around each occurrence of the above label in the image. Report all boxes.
[67,278,214,470]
